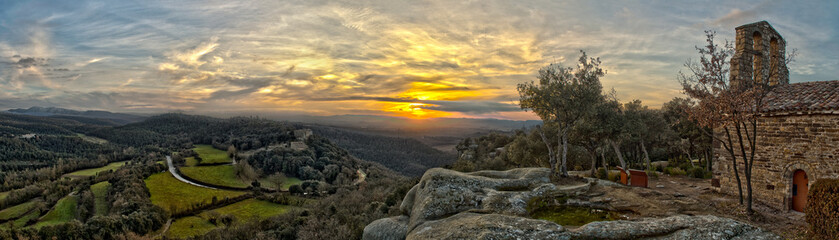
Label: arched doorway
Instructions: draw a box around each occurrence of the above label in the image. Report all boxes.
[791,170,808,212]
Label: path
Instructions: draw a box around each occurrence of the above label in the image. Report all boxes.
[166,156,217,190]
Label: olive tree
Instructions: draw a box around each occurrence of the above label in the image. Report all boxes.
[518,50,604,178]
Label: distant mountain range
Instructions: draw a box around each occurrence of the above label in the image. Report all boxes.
[6,106,146,125]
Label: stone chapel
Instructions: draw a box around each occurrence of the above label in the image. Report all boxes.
[711,21,839,212]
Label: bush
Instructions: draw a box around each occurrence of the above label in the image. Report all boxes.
[606,171,621,183]
[665,167,686,176]
[596,167,608,180]
[805,179,839,239]
[687,167,708,179]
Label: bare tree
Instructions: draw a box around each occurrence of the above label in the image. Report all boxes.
[679,30,795,214]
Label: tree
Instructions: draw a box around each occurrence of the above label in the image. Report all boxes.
[268,173,288,191]
[571,91,617,176]
[662,97,713,170]
[518,50,604,177]
[678,30,795,214]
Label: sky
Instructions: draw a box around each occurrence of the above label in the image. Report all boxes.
[1,0,837,120]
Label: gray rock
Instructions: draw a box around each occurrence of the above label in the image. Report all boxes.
[362,216,409,240]
[407,212,568,240]
[401,168,553,230]
[569,215,782,240]
[364,167,782,240]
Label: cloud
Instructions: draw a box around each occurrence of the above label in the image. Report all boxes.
[1,0,837,119]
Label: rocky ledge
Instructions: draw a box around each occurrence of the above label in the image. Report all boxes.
[363,167,780,240]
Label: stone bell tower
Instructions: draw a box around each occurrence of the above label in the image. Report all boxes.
[730,21,789,90]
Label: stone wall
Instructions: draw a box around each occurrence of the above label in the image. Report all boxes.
[729,21,788,90]
[713,113,839,210]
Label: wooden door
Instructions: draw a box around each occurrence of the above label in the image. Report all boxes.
[792,170,808,212]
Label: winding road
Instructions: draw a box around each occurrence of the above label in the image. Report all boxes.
[165,156,217,189]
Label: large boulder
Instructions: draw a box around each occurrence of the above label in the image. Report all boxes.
[407,212,567,240]
[399,168,556,230]
[363,167,781,240]
[362,216,409,240]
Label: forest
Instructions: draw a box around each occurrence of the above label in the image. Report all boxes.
[0,112,416,239]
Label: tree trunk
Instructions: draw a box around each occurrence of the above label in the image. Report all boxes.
[687,150,694,167]
[724,127,744,204]
[601,149,608,171]
[640,140,651,170]
[560,131,569,177]
[538,127,556,174]
[610,140,626,170]
[590,150,597,177]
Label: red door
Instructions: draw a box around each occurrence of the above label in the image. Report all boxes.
[791,170,808,212]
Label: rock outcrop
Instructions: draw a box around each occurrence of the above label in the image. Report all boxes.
[363,167,781,240]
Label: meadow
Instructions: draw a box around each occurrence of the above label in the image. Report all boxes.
[167,216,216,239]
[179,165,249,188]
[0,191,8,201]
[34,195,77,228]
[144,172,245,213]
[91,181,110,215]
[259,177,303,191]
[167,198,293,238]
[193,145,231,165]
[0,201,37,222]
[63,161,127,177]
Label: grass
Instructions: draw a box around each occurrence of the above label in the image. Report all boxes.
[167,199,293,238]
[91,181,110,215]
[167,216,217,239]
[0,191,8,201]
[259,177,303,191]
[180,165,249,188]
[145,172,246,213]
[34,195,78,228]
[200,199,292,221]
[0,209,41,229]
[64,161,127,177]
[185,157,199,167]
[193,145,230,165]
[76,133,108,144]
[0,201,37,221]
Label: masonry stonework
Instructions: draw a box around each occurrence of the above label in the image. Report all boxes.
[713,114,839,210]
[712,21,839,212]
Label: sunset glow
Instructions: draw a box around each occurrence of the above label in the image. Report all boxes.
[1,1,835,121]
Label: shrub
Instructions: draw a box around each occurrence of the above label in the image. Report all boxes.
[666,167,686,176]
[606,171,621,183]
[805,179,839,239]
[687,167,708,179]
[596,168,608,180]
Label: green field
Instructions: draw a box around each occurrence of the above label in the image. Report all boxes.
[91,181,110,215]
[167,216,217,239]
[185,157,199,167]
[200,198,292,221]
[64,161,127,177]
[0,201,37,221]
[34,195,78,228]
[167,199,293,238]
[259,177,303,191]
[180,165,249,188]
[193,145,230,165]
[76,133,108,144]
[0,191,8,201]
[13,209,41,228]
[145,172,246,213]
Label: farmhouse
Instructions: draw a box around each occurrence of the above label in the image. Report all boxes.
[712,21,839,212]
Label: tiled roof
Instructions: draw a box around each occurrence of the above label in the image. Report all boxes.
[762,80,839,113]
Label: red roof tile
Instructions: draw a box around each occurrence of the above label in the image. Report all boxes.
[762,80,839,113]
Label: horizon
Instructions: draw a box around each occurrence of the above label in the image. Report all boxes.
[2,1,838,121]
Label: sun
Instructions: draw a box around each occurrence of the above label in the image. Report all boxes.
[381,102,451,119]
